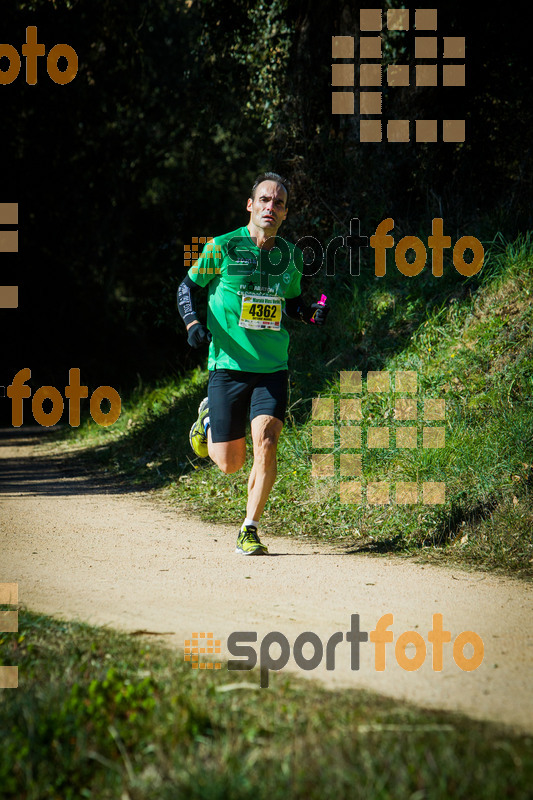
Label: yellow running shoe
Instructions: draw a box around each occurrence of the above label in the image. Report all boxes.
[235,525,269,555]
[189,397,209,458]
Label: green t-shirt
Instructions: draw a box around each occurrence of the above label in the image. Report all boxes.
[188,226,303,373]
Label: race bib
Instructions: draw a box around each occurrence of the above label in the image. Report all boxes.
[239,295,282,330]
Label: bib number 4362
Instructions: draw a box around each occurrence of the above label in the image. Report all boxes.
[248,303,276,319]
[239,295,282,330]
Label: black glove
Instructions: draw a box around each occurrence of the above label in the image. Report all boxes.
[310,302,330,326]
[187,322,212,348]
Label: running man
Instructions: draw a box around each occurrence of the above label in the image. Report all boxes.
[177,172,329,555]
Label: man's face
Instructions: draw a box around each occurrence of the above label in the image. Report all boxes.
[246,180,288,234]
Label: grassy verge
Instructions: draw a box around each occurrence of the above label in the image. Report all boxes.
[56,236,533,576]
[1,610,532,799]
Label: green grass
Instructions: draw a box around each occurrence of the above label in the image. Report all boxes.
[1,610,532,799]
[57,235,533,576]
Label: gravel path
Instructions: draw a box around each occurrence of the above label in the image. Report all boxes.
[1,427,532,733]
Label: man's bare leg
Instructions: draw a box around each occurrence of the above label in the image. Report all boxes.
[207,431,246,474]
[246,415,283,522]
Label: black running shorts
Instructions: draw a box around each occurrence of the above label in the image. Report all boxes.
[207,369,289,443]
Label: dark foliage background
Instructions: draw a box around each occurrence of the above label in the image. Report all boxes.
[1,0,531,403]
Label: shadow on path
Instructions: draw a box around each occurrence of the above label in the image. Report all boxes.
[0,427,146,498]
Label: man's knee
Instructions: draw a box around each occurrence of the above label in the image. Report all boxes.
[252,418,282,460]
[258,432,279,455]
[218,453,246,474]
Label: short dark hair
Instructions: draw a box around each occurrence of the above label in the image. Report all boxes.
[250,171,289,205]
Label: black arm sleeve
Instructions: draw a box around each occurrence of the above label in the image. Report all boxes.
[177,275,201,325]
[285,294,313,323]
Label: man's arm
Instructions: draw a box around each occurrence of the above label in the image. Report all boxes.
[177,275,211,346]
[284,246,329,325]
[177,275,200,326]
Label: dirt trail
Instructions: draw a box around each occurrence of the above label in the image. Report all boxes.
[1,428,532,733]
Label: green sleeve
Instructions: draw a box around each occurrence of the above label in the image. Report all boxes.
[187,238,221,287]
